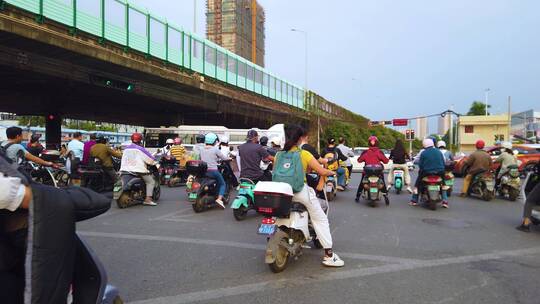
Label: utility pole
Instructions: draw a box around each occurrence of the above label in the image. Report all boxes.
[193,0,197,34]
[485,88,490,116]
[507,96,511,142]
[449,105,454,150]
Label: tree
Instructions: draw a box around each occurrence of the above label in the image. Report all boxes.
[17,116,46,127]
[467,101,490,116]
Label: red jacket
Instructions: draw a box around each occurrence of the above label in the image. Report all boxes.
[358,147,389,166]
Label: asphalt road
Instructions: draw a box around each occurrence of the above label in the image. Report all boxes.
[78,173,540,304]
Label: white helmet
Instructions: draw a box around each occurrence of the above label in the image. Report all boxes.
[437,140,446,148]
[270,136,282,147]
[501,141,512,150]
[165,138,174,145]
[219,135,229,144]
[423,138,434,148]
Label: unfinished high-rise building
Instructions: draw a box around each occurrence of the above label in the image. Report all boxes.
[206,0,265,67]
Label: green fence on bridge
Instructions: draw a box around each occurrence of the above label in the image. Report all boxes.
[4,0,305,109]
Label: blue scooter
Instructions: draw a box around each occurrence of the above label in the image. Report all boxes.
[231,178,256,221]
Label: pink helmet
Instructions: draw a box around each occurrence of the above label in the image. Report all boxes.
[174,137,182,145]
[368,136,379,147]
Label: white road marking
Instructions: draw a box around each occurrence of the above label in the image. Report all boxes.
[78,231,420,264]
[128,246,540,304]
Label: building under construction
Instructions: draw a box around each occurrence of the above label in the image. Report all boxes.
[206,0,265,67]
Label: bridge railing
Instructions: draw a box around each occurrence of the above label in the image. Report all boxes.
[4,0,305,110]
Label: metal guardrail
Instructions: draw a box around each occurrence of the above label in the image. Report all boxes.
[4,0,305,109]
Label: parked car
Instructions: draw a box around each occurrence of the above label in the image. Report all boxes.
[453,144,540,176]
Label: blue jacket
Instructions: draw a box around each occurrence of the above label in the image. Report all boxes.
[419,147,445,173]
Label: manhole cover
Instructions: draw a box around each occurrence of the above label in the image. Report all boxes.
[422,218,472,229]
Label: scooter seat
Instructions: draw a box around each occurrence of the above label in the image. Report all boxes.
[291,202,307,213]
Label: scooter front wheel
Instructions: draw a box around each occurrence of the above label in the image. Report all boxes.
[233,206,248,221]
[116,193,131,209]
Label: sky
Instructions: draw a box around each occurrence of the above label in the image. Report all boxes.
[128,0,540,131]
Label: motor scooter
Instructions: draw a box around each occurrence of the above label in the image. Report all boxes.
[186,160,236,213]
[254,181,328,273]
[468,170,496,201]
[419,174,445,210]
[322,152,338,201]
[443,161,456,197]
[497,164,521,201]
[358,164,389,207]
[391,168,404,194]
[113,165,161,208]
[231,178,256,221]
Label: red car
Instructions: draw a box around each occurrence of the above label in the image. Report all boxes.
[453,144,540,176]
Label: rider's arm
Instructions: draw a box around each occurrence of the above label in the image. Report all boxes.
[264,155,275,162]
[25,151,52,167]
[216,148,230,161]
[378,150,389,164]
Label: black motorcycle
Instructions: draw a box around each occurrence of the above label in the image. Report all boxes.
[186,160,236,213]
[114,165,161,208]
[79,157,119,193]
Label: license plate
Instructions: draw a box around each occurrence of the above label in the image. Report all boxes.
[258,224,276,235]
[188,193,197,199]
[113,186,121,192]
[445,180,454,186]
[370,187,378,193]
[428,185,440,191]
[326,185,333,192]
[164,175,170,179]
[394,172,403,177]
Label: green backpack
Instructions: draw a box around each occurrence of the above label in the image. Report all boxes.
[272,150,305,193]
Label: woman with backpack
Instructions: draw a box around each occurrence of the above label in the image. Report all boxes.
[274,124,344,267]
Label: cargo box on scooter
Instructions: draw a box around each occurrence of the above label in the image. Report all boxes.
[253,182,294,217]
[41,150,61,162]
[186,160,208,177]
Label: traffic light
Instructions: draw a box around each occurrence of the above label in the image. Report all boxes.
[91,75,136,92]
[411,130,415,139]
[405,129,411,140]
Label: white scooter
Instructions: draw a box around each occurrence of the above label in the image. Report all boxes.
[253,182,328,273]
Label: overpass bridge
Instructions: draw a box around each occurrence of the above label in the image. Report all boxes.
[0,0,367,147]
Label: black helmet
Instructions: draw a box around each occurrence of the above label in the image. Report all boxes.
[260,136,269,146]
[96,135,107,144]
[196,134,205,144]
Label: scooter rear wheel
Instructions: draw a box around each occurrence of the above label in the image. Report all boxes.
[269,244,289,273]
[508,188,519,201]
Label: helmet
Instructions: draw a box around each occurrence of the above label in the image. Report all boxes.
[165,138,174,145]
[174,137,182,145]
[260,136,269,146]
[205,133,218,145]
[423,138,434,148]
[501,141,512,150]
[131,132,143,144]
[328,138,336,145]
[437,140,446,148]
[475,139,485,150]
[219,135,229,144]
[368,136,378,147]
[196,134,205,144]
[96,135,107,144]
[270,137,282,147]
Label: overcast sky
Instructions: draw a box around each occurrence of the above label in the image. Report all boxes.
[128,0,539,127]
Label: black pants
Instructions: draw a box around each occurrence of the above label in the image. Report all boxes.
[523,182,540,219]
[347,165,353,176]
[104,167,117,184]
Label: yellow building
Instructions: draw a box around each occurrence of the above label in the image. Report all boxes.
[458,114,510,152]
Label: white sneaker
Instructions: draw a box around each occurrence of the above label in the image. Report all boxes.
[406,186,413,194]
[337,185,345,191]
[215,199,226,209]
[322,253,344,267]
[143,201,157,206]
[387,185,392,191]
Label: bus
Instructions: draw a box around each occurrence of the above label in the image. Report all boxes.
[143,124,285,153]
[0,126,132,146]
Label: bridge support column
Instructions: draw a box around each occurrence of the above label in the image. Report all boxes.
[45,114,61,150]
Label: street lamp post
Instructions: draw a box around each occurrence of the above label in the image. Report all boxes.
[290,28,316,148]
[485,88,490,116]
[193,0,197,34]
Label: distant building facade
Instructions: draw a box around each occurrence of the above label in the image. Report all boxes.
[438,115,451,136]
[458,114,510,152]
[511,109,540,139]
[206,0,265,67]
[415,117,428,139]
